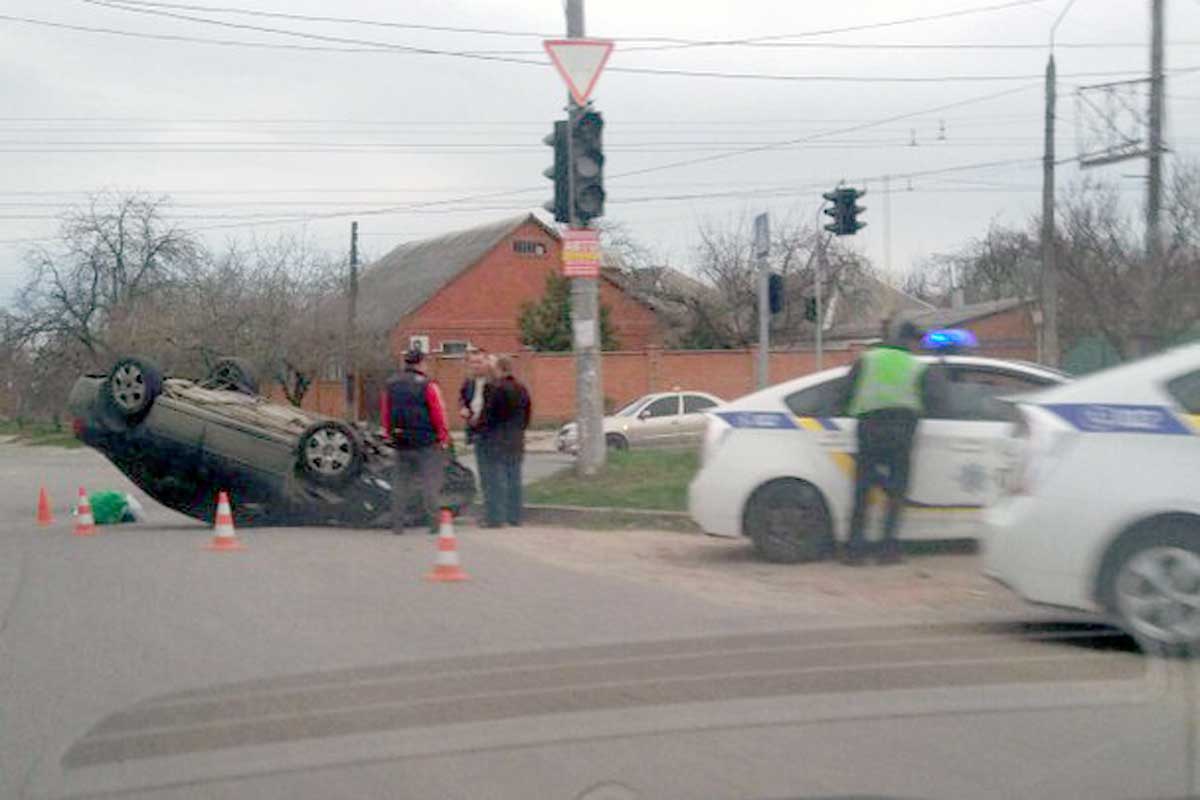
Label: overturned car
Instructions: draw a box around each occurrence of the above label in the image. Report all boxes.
[67,356,475,527]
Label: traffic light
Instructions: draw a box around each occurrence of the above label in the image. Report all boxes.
[804,296,818,322]
[821,187,866,236]
[542,120,569,223]
[571,109,605,224]
[767,273,784,315]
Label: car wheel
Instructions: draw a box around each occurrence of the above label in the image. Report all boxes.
[605,433,629,451]
[744,478,833,564]
[1103,519,1200,656]
[205,357,260,395]
[298,420,363,487]
[104,357,163,423]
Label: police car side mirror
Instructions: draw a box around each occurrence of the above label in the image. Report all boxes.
[638,409,652,421]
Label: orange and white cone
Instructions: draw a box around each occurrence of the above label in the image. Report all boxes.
[73,487,95,537]
[36,486,55,527]
[204,491,245,551]
[426,509,469,582]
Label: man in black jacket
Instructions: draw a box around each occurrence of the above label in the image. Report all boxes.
[478,355,532,527]
[380,349,451,535]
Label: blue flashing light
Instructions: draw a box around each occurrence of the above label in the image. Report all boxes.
[922,328,979,351]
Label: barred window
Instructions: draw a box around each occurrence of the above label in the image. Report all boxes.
[513,240,548,256]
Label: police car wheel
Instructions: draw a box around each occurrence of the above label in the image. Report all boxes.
[744,479,833,564]
[1102,517,1200,657]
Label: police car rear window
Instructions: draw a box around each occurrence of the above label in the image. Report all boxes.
[785,378,846,417]
[1167,369,1200,414]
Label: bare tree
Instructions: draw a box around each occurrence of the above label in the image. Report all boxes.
[11,193,199,363]
[686,214,874,348]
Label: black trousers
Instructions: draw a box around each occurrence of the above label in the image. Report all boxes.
[847,409,919,555]
[479,441,523,526]
[392,447,446,532]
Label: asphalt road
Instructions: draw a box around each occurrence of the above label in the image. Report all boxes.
[2,445,1198,800]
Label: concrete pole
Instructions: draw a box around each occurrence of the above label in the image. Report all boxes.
[1147,0,1165,262]
[344,220,359,420]
[756,254,769,389]
[566,0,605,476]
[1041,56,1060,368]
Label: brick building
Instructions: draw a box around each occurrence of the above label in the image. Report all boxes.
[355,214,662,359]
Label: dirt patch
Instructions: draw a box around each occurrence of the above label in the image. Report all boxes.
[485,527,1028,621]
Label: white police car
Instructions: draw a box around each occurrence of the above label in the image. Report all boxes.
[983,341,1200,652]
[688,353,1066,563]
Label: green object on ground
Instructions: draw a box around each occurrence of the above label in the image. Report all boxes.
[90,491,132,525]
[525,449,698,512]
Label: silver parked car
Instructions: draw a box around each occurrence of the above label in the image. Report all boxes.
[556,391,723,454]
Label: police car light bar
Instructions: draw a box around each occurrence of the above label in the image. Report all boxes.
[922,328,979,351]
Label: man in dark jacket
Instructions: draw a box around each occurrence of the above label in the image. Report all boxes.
[380,348,451,535]
[839,319,945,565]
[478,355,532,527]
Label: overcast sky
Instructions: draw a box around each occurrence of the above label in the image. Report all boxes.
[1,0,1198,302]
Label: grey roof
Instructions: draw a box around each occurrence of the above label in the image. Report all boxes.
[605,266,716,310]
[354,214,555,332]
[824,274,935,340]
[905,297,1030,330]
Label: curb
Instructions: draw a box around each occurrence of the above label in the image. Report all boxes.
[523,503,700,533]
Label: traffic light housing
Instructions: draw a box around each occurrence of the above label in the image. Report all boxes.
[542,120,569,224]
[822,187,866,236]
[571,109,605,224]
[767,273,784,315]
[804,296,818,322]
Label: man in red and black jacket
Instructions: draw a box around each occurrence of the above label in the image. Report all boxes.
[380,348,450,534]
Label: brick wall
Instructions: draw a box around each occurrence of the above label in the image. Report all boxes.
[277,307,1039,425]
[390,220,662,358]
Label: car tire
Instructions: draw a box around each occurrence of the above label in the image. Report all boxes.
[298,420,363,488]
[605,433,629,451]
[744,478,833,564]
[204,357,260,395]
[1099,516,1200,657]
[103,356,163,424]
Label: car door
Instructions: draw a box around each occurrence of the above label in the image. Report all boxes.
[903,364,1057,539]
[678,394,720,447]
[628,394,681,447]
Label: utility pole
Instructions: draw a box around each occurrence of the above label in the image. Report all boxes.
[344,220,359,421]
[1147,0,1165,262]
[1039,0,1076,369]
[565,0,604,476]
[882,174,892,276]
[754,213,770,389]
[1041,54,1060,368]
[815,235,825,371]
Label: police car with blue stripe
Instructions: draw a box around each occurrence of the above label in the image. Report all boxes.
[689,335,1066,564]
[984,341,1200,652]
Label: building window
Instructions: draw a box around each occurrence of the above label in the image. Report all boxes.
[441,340,470,356]
[513,239,548,257]
[409,335,431,354]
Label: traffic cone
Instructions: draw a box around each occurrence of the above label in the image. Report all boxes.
[204,491,245,551]
[426,508,469,582]
[36,486,55,527]
[73,487,95,537]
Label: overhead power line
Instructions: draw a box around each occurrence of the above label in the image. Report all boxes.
[44,3,1171,84]
[100,0,1049,50]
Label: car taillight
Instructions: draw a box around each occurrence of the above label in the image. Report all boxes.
[1007,405,1073,496]
[700,415,731,467]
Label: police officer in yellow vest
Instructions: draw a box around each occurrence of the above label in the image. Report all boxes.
[840,319,941,565]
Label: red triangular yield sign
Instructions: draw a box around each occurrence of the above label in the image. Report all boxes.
[543,39,615,106]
